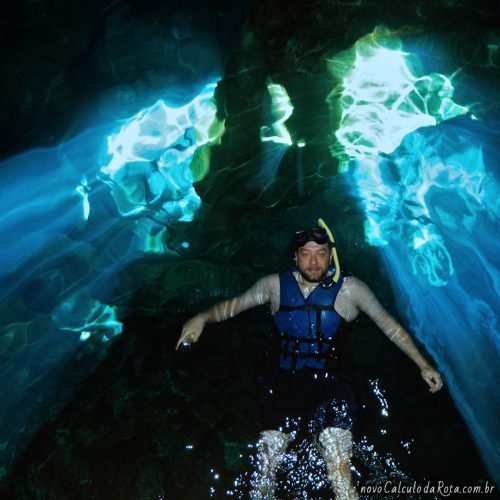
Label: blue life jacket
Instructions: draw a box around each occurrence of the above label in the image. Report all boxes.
[273,269,344,371]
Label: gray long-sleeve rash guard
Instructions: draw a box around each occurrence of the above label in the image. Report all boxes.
[179,272,443,391]
[207,275,400,336]
[202,274,430,369]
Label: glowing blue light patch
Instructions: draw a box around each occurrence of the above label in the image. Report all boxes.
[410,230,454,287]
[51,292,123,340]
[79,331,91,342]
[143,225,168,254]
[260,83,294,146]
[347,122,497,287]
[328,26,468,160]
[181,241,189,249]
[75,177,91,221]
[352,116,500,482]
[101,83,221,242]
[0,83,224,486]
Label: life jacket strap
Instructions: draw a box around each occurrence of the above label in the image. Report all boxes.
[280,332,333,343]
[281,345,336,360]
[278,304,337,312]
[278,303,340,366]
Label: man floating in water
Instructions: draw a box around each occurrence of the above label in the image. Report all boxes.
[176,219,443,499]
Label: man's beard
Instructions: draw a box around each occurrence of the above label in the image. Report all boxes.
[298,267,328,283]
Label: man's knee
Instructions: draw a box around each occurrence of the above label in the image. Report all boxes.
[318,427,358,498]
[318,426,353,465]
[257,429,292,457]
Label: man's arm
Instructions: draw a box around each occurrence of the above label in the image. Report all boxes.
[348,277,443,393]
[175,274,277,350]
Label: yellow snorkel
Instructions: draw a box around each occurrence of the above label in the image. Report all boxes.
[317,218,341,284]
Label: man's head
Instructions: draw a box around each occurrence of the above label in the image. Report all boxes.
[292,228,332,284]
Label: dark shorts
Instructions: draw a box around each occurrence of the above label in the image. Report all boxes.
[258,368,357,439]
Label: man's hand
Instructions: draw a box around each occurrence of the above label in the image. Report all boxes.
[421,367,443,393]
[176,314,206,350]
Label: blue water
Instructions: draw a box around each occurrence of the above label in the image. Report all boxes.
[0,84,219,482]
[346,116,500,483]
[0,25,498,493]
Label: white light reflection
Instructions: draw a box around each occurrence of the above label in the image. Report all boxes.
[260,82,294,146]
[369,378,389,417]
[354,435,417,493]
[228,430,417,496]
[401,439,414,454]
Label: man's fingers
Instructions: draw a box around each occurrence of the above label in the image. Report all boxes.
[427,374,443,392]
[176,330,196,350]
[176,330,189,350]
[434,374,443,390]
[422,368,443,393]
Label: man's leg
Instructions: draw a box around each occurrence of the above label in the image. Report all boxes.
[318,426,358,500]
[250,429,292,499]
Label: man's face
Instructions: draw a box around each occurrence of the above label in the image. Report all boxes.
[295,241,331,284]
